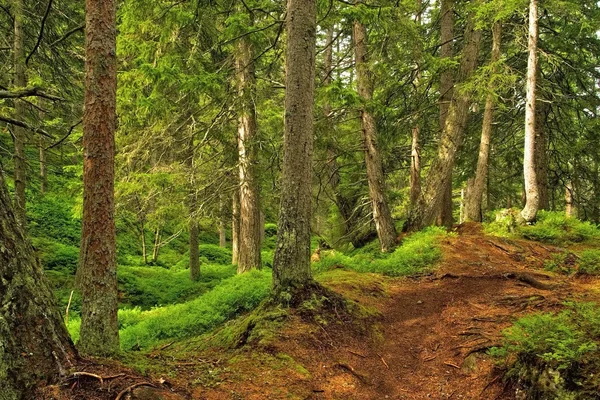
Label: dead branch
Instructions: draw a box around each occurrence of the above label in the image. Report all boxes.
[115,382,156,400]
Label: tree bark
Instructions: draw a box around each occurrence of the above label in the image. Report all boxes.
[565,180,575,218]
[272,0,317,294]
[76,0,120,357]
[405,16,482,232]
[188,138,200,280]
[12,0,27,227]
[0,168,77,400]
[465,22,502,222]
[436,0,455,228]
[521,0,540,222]
[535,101,549,210]
[410,0,423,208]
[353,13,397,252]
[231,187,240,265]
[235,30,262,273]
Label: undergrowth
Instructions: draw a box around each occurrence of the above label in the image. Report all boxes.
[312,226,448,277]
[114,269,271,350]
[485,210,600,245]
[490,302,600,399]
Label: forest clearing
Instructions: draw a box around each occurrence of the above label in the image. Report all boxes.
[1,0,600,399]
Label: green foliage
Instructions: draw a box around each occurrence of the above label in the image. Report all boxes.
[578,250,600,275]
[119,269,271,350]
[543,252,576,275]
[485,210,600,245]
[28,194,81,246]
[312,227,448,277]
[490,302,600,398]
[198,244,232,265]
[32,237,79,273]
[117,264,235,309]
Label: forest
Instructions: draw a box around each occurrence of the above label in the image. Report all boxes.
[1,0,600,399]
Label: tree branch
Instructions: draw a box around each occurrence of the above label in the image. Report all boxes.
[0,87,64,101]
[50,23,85,47]
[46,119,82,149]
[26,0,54,66]
[0,115,53,138]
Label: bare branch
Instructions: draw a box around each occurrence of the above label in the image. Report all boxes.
[0,87,64,101]
[0,115,53,138]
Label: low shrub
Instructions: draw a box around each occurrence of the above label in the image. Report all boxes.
[198,244,232,265]
[543,252,577,275]
[119,269,271,350]
[485,210,600,245]
[490,302,600,399]
[32,237,79,273]
[578,250,600,275]
[313,227,447,277]
[118,264,235,309]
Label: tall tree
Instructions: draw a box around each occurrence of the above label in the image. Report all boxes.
[0,167,77,399]
[12,0,27,226]
[405,12,482,231]
[410,0,423,208]
[521,0,539,222]
[76,0,120,356]
[465,22,502,222]
[272,0,317,295]
[235,11,262,273]
[353,6,397,252]
[436,0,455,229]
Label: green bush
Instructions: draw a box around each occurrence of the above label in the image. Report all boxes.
[264,223,277,237]
[313,227,447,277]
[28,194,81,246]
[578,250,600,275]
[119,269,271,350]
[198,244,232,265]
[118,264,235,309]
[490,302,600,399]
[485,210,600,245]
[32,237,79,273]
[543,252,576,275]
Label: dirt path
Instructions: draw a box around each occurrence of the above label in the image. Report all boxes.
[162,226,593,400]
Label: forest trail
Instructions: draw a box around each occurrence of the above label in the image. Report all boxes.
[187,224,594,400]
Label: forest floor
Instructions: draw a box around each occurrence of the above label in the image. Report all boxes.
[48,223,600,400]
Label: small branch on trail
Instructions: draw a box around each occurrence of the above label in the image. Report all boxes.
[334,363,368,383]
[158,341,174,350]
[115,382,156,400]
[443,361,461,369]
[347,349,366,358]
[376,353,389,369]
[480,374,502,396]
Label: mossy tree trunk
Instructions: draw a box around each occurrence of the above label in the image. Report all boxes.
[232,187,240,265]
[12,0,27,227]
[0,168,77,400]
[76,0,120,357]
[521,0,540,222]
[405,15,482,232]
[435,0,455,229]
[235,22,262,273]
[353,11,397,252]
[188,137,201,280]
[465,22,502,222]
[272,0,317,296]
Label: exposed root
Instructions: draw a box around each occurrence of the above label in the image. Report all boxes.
[114,382,156,400]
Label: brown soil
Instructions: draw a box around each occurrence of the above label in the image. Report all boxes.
[44,223,600,399]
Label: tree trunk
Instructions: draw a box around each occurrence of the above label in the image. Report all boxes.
[77,0,119,357]
[231,187,240,265]
[0,168,77,400]
[436,0,455,228]
[12,0,27,227]
[405,16,482,232]
[272,0,317,295]
[139,218,148,264]
[465,22,502,222]
[189,221,200,280]
[235,31,262,273]
[353,13,397,252]
[39,134,47,195]
[535,101,549,210]
[521,0,540,222]
[565,180,575,218]
[186,136,200,280]
[152,227,160,263]
[410,126,421,208]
